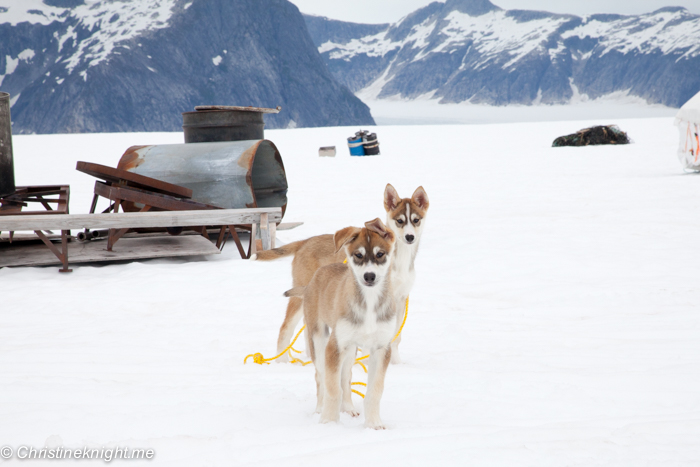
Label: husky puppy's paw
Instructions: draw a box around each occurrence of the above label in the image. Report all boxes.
[275,353,289,363]
[249,253,258,261]
[390,352,402,365]
[319,414,339,424]
[364,419,387,430]
[342,404,360,417]
[319,405,340,424]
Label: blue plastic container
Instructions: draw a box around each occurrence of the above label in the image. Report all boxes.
[348,136,365,156]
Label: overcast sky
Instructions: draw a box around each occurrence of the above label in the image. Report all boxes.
[289,0,700,24]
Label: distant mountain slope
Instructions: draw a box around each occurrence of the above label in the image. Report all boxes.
[304,14,388,46]
[0,0,374,134]
[304,0,700,107]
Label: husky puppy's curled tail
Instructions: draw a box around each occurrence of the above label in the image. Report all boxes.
[283,287,306,298]
[250,239,309,261]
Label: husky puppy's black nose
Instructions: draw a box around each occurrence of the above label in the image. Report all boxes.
[405,234,415,243]
[364,272,376,284]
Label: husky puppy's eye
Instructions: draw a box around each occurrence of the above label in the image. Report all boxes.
[396,219,404,225]
[413,218,420,224]
[376,251,384,258]
[355,252,363,259]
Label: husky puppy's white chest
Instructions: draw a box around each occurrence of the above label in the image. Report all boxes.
[391,237,417,299]
[337,287,396,350]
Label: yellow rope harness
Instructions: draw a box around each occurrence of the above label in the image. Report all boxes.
[244,324,313,365]
[244,297,408,365]
[244,258,410,398]
[351,382,367,397]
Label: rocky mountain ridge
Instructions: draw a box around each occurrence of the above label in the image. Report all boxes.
[0,0,374,134]
[304,0,700,107]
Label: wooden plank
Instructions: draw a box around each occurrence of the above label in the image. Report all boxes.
[0,235,221,268]
[1,232,63,242]
[227,225,247,259]
[94,181,214,211]
[194,105,281,113]
[270,221,276,249]
[1,220,299,237]
[260,213,270,251]
[76,161,193,198]
[249,222,257,256]
[0,185,70,216]
[34,229,64,262]
[0,208,282,231]
[277,222,303,231]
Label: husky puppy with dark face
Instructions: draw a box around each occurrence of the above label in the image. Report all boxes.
[253,185,429,364]
[285,219,397,429]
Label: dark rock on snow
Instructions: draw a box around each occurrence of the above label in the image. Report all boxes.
[552,125,631,147]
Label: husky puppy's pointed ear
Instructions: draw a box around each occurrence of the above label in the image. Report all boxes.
[334,226,361,253]
[365,218,395,242]
[411,186,429,211]
[384,183,401,212]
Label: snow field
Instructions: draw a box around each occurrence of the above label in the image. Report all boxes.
[1,117,700,465]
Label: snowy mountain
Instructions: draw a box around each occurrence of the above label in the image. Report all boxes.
[304,0,700,107]
[0,0,374,134]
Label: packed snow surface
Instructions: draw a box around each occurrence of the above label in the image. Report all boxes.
[359,95,677,125]
[2,118,700,465]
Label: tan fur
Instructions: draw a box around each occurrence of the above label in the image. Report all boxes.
[253,238,309,261]
[297,219,397,428]
[263,235,346,359]
[268,186,429,363]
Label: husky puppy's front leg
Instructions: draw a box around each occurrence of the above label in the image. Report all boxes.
[276,296,304,363]
[310,330,329,414]
[390,297,406,364]
[364,344,391,430]
[319,334,343,423]
[319,332,355,423]
[340,346,359,417]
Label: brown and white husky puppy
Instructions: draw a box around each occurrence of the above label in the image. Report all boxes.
[284,218,397,429]
[253,184,429,364]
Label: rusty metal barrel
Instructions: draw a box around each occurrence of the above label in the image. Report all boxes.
[117,140,288,217]
[182,105,281,143]
[0,92,15,197]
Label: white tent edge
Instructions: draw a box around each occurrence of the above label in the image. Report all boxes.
[674,89,700,170]
[675,90,700,124]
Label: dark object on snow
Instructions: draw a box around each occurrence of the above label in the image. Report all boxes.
[0,92,15,197]
[182,105,281,143]
[364,133,380,155]
[347,130,380,156]
[552,125,630,147]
